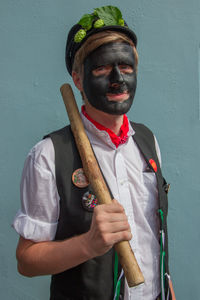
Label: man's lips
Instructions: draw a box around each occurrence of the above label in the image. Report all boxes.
[106,91,129,102]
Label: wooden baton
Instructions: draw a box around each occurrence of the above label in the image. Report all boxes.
[60,83,145,287]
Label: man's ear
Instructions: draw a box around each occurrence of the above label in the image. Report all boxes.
[72,71,83,92]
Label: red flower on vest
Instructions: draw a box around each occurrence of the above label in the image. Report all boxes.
[149,159,157,172]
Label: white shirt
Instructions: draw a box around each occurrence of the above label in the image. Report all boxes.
[13,113,161,300]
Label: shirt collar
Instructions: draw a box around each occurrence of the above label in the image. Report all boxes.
[81,106,135,149]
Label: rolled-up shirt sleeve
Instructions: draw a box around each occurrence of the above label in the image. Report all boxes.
[12,138,60,242]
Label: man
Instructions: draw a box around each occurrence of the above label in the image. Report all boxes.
[13,6,174,300]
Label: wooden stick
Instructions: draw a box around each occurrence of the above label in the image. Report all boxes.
[60,83,145,287]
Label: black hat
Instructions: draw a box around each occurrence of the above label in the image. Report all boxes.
[65,6,137,75]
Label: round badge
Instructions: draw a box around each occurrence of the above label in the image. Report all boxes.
[82,191,98,212]
[72,168,89,188]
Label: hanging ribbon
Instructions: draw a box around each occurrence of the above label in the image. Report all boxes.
[113,251,123,300]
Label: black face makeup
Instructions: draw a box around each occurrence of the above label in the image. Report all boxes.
[83,42,137,115]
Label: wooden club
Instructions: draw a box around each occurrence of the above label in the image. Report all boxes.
[60,83,145,287]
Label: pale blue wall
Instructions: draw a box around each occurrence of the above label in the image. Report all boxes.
[1,0,200,298]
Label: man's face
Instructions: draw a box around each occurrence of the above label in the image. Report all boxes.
[83,42,137,115]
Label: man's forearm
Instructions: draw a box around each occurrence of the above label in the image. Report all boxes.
[16,201,131,277]
[16,233,92,277]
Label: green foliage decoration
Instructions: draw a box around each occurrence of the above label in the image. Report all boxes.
[94,19,104,28]
[74,29,87,43]
[74,6,125,43]
[94,6,123,26]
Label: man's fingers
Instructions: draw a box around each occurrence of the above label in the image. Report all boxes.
[105,231,132,246]
[95,212,128,223]
[98,220,130,234]
[86,199,132,257]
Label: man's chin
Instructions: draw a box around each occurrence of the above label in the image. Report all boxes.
[93,98,134,115]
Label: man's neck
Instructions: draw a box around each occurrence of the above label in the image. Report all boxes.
[84,103,123,136]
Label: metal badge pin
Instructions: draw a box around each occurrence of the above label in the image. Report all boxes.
[72,168,89,188]
[82,191,98,212]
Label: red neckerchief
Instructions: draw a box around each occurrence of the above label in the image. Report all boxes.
[81,106,129,148]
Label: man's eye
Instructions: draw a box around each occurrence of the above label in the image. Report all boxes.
[96,66,106,71]
[95,66,106,73]
[119,65,134,73]
[92,66,110,76]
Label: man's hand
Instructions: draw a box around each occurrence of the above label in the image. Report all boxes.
[83,199,132,258]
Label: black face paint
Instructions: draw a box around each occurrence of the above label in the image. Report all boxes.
[83,42,137,115]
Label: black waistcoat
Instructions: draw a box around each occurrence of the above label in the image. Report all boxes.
[47,122,170,300]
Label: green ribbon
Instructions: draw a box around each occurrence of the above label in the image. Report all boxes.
[114,251,121,300]
[159,209,164,224]
[159,209,165,300]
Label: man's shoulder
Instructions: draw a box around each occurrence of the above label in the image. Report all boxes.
[130,121,154,137]
[130,121,161,166]
[44,125,71,139]
[44,125,78,157]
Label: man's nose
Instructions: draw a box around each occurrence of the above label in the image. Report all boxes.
[109,65,124,86]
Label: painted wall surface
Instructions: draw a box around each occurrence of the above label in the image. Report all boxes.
[1,0,200,299]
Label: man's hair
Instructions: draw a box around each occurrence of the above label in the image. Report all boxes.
[72,31,138,75]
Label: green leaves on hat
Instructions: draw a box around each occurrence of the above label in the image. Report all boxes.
[94,6,123,26]
[74,29,87,43]
[118,18,125,26]
[94,19,104,28]
[78,14,94,30]
[74,6,125,43]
